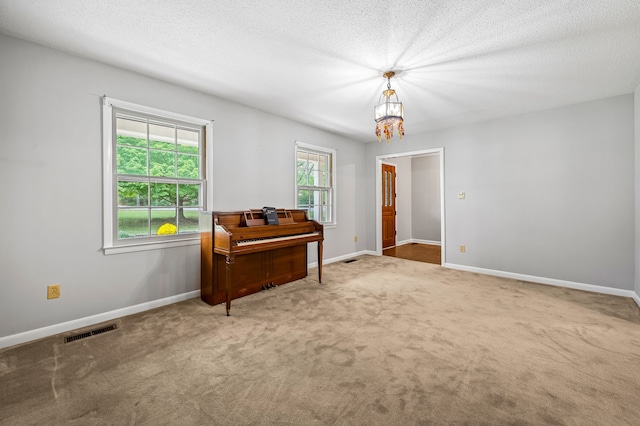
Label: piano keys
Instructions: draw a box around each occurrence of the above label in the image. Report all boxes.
[236,231,322,246]
[200,209,324,315]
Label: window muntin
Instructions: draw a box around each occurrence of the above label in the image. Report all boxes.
[114,112,204,241]
[295,143,335,225]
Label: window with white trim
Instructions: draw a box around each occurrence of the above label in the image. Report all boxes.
[102,97,211,254]
[295,142,336,225]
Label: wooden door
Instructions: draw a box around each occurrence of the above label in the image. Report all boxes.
[382,163,396,249]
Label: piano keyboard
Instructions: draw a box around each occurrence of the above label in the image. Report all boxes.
[236,231,321,246]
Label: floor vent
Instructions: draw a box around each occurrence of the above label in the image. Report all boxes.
[344,259,358,263]
[65,324,118,343]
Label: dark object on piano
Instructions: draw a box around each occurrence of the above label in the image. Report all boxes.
[200,208,323,316]
[262,206,279,225]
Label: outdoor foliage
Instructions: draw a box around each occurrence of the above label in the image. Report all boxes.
[296,149,331,222]
[116,134,201,238]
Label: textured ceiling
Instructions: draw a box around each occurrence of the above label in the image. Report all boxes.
[1,0,640,142]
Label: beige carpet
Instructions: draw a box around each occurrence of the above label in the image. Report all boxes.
[1,255,640,425]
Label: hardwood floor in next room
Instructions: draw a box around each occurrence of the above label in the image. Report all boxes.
[383,243,441,265]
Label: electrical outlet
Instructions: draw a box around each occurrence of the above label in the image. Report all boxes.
[47,284,60,299]
[459,245,466,253]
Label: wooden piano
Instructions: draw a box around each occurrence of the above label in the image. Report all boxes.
[200,208,324,315]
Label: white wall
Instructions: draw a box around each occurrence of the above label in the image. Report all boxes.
[411,155,441,243]
[366,95,635,291]
[0,35,366,341]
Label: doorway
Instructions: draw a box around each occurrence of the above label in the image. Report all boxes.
[375,148,445,265]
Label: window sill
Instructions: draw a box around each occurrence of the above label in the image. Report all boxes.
[103,237,199,255]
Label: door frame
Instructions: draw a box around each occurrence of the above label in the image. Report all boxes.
[375,147,445,265]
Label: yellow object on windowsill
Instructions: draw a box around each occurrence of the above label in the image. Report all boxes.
[157,223,177,235]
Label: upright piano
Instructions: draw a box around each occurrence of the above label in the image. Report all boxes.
[200,208,324,315]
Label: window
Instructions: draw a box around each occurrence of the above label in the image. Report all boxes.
[295,142,336,225]
[102,97,212,254]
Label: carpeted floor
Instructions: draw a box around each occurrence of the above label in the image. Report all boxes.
[1,255,640,425]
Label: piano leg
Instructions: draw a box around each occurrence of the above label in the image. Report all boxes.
[225,254,235,316]
[317,241,323,283]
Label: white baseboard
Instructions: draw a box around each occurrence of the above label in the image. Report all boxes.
[308,250,377,268]
[395,239,441,247]
[444,263,638,302]
[410,239,441,246]
[0,290,200,350]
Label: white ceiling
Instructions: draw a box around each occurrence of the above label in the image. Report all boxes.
[1,0,640,142]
